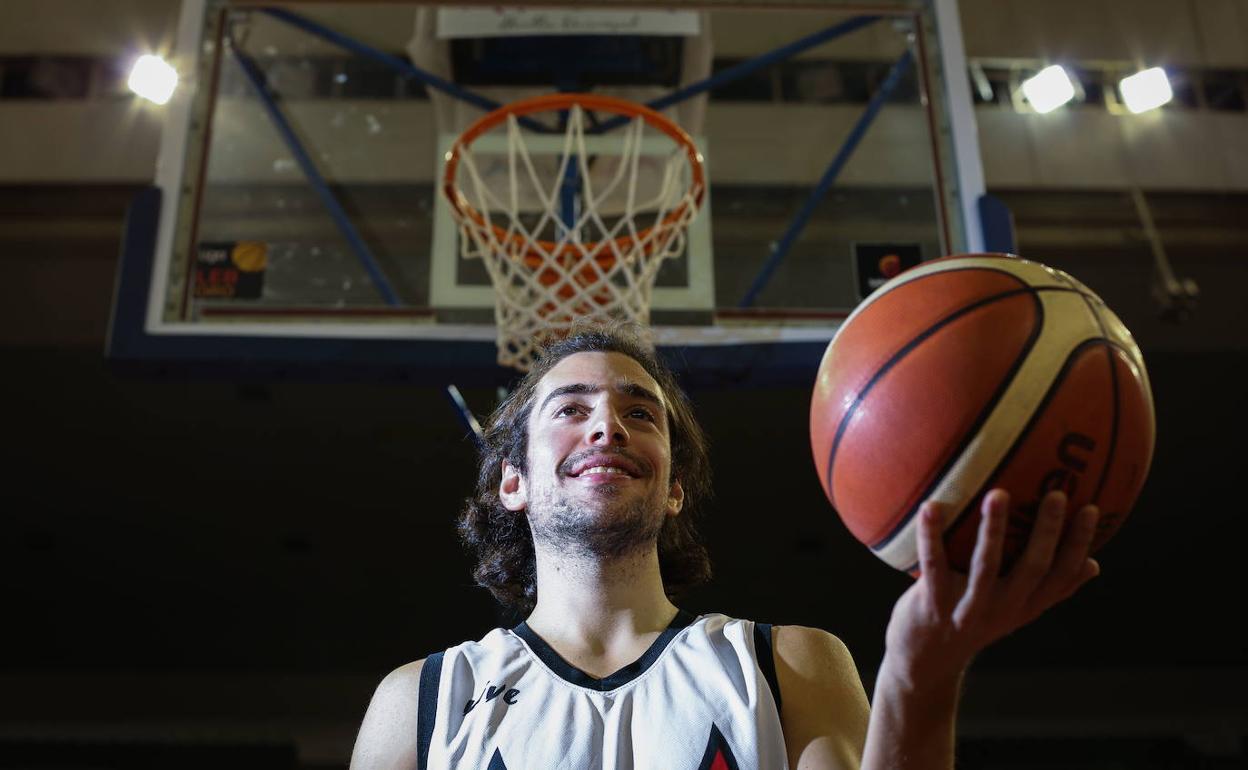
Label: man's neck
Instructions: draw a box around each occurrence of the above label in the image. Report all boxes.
[523,543,680,676]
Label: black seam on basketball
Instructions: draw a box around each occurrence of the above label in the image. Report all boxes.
[825,283,1077,513]
[1095,350,1122,505]
[1061,277,1121,506]
[943,337,1115,558]
[865,288,1046,552]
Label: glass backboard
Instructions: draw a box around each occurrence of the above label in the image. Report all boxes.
[110,0,985,385]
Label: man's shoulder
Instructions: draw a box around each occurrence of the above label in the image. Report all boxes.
[693,615,849,669]
[771,624,853,664]
[381,628,520,685]
[368,658,430,714]
[349,659,429,770]
[708,616,847,656]
[773,621,853,653]
[769,625,865,718]
[381,658,428,688]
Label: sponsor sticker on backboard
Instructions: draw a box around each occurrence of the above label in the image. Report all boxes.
[194,241,267,300]
[852,243,922,300]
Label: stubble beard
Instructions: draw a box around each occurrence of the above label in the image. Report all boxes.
[528,482,667,563]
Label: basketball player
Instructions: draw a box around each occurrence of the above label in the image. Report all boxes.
[351,326,1102,769]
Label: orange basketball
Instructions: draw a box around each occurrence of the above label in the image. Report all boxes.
[809,254,1155,574]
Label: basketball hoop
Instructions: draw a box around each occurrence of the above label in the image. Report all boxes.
[442,93,706,370]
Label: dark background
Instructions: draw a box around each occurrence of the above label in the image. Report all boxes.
[3,0,1248,763]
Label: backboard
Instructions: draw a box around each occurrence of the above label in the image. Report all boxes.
[109,0,985,386]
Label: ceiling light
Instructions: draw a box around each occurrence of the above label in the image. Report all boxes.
[1021,65,1075,114]
[1120,67,1173,113]
[128,54,178,105]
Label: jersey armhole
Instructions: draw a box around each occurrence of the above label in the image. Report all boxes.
[416,651,445,770]
[753,622,783,713]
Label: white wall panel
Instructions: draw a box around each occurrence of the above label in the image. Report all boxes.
[1102,0,1203,66]
[0,0,178,55]
[1210,112,1248,187]
[4,1,1247,67]
[1191,0,1248,68]
[972,106,1248,191]
[974,109,1038,187]
[5,97,1248,193]
[1028,109,1128,187]
[960,0,1248,67]
[0,102,161,181]
[1118,111,1233,189]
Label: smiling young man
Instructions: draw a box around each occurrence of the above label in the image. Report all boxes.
[351,326,1102,769]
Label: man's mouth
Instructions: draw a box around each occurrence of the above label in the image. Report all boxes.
[565,453,644,478]
[578,466,633,477]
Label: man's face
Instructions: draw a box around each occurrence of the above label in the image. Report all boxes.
[499,351,684,558]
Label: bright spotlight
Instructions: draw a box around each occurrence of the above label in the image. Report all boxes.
[1021,65,1075,114]
[1120,67,1173,114]
[128,54,178,105]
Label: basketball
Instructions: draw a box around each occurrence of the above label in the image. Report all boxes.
[809,254,1156,574]
[878,253,902,279]
[230,241,268,273]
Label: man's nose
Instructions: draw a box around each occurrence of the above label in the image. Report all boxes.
[589,407,629,445]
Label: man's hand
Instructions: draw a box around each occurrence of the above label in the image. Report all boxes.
[883,488,1101,689]
[861,488,1100,769]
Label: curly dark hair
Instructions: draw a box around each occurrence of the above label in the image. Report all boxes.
[457,324,713,614]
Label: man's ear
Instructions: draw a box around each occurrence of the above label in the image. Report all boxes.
[666,479,685,517]
[499,460,528,512]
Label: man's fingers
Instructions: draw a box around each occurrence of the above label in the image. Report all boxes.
[1003,490,1068,602]
[1030,505,1101,611]
[955,488,1009,625]
[1061,557,1101,602]
[1052,505,1099,584]
[916,500,953,615]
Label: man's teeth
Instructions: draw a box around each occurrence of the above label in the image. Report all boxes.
[582,466,628,476]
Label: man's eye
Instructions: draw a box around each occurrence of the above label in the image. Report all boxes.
[629,407,657,421]
[555,404,584,417]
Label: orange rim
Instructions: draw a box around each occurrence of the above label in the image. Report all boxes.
[442,93,706,277]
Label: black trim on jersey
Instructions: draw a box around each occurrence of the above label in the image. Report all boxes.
[697,723,742,770]
[486,748,509,769]
[512,608,698,691]
[753,622,782,713]
[416,651,445,770]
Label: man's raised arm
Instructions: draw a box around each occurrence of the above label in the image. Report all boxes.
[777,488,1100,770]
[863,489,1100,769]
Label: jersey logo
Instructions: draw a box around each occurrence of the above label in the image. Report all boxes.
[463,680,521,715]
[696,724,741,770]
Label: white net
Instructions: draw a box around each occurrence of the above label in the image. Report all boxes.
[446,101,704,370]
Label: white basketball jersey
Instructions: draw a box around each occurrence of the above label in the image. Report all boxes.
[416,611,788,769]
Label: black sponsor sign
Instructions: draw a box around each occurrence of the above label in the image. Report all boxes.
[195,241,266,300]
[852,242,922,300]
